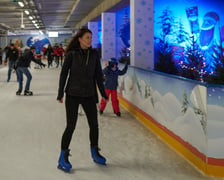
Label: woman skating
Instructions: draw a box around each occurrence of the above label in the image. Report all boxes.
[57,27,108,172]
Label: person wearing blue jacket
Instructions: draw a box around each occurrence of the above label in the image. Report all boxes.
[99,58,128,116]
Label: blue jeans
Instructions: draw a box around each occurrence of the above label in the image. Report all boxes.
[7,61,18,81]
[16,67,32,91]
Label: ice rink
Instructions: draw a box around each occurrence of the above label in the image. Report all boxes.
[0,63,219,180]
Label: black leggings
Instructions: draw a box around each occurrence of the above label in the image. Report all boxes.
[61,95,99,150]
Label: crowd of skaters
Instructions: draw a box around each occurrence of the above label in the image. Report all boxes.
[0,43,65,83]
[42,43,65,68]
[0,42,65,65]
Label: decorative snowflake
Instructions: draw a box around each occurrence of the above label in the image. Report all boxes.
[141,0,146,6]
[145,40,151,46]
[137,52,142,56]
[136,18,142,24]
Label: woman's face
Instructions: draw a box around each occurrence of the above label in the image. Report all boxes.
[78,32,92,49]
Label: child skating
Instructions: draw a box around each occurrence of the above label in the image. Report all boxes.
[99,58,128,117]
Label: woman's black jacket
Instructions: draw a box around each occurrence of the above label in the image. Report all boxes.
[57,48,107,103]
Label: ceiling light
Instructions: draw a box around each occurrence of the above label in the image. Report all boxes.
[18,2,24,7]
[39,30,43,35]
[34,24,39,29]
[48,31,58,37]
[32,20,36,24]
[24,10,29,15]
[7,31,16,36]
[29,16,33,20]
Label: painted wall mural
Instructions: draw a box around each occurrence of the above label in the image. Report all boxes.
[117,64,224,159]
[26,36,50,53]
[118,66,207,155]
[207,85,224,158]
[7,34,72,54]
[154,0,224,83]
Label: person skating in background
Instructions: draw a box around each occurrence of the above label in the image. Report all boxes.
[57,27,108,172]
[44,45,54,68]
[15,46,46,96]
[99,58,128,117]
[5,43,19,82]
[53,44,59,67]
[56,43,65,67]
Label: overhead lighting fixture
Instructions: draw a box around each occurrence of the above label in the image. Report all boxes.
[48,31,58,37]
[0,23,11,29]
[24,10,29,15]
[18,1,24,7]
[29,16,33,20]
[7,31,16,36]
[34,24,39,29]
[39,30,43,35]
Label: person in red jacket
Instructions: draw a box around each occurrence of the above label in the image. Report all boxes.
[56,44,65,67]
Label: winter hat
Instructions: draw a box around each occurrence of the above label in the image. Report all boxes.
[109,57,118,65]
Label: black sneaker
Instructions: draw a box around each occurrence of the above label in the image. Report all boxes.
[116,112,121,117]
[16,90,22,95]
[99,110,103,115]
[24,90,33,96]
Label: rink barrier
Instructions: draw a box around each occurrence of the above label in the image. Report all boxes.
[118,95,224,178]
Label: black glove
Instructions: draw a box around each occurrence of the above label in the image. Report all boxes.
[57,95,63,101]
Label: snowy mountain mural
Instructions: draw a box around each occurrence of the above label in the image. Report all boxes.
[118,66,224,159]
[118,66,207,155]
[206,85,224,158]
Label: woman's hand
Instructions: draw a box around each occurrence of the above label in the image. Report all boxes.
[58,98,63,103]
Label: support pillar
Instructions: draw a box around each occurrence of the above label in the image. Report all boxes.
[130,0,154,69]
[101,12,116,59]
[88,22,99,48]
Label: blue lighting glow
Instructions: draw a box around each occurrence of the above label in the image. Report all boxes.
[154,0,224,79]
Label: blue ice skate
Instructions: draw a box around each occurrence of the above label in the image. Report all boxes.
[91,147,106,165]
[57,149,72,172]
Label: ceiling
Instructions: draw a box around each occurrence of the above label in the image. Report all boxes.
[0,0,108,36]
[0,0,130,36]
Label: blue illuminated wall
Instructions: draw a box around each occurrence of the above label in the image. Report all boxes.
[154,0,224,80]
[98,21,102,45]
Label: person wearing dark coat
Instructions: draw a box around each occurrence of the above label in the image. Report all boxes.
[44,45,54,68]
[15,46,45,96]
[6,43,19,82]
[56,27,108,172]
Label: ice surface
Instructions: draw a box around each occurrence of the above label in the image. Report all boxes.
[0,64,218,180]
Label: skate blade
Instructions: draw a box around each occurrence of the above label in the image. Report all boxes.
[57,164,71,172]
